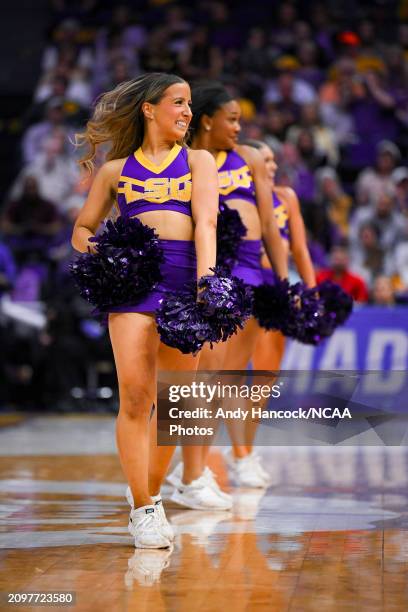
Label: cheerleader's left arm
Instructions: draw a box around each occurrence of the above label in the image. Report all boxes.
[285,187,316,288]
[189,149,219,278]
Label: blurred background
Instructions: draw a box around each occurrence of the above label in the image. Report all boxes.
[0,0,407,411]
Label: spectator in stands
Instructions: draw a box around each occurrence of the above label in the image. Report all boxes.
[296,40,325,90]
[316,242,369,303]
[315,167,352,238]
[163,4,192,53]
[263,109,287,151]
[139,27,178,73]
[1,175,63,260]
[264,62,317,127]
[356,19,383,60]
[278,140,315,206]
[239,28,268,77]
[286,129,325,208]
[319,58,359,146]
[350,188,406,253]
[26,75,69,128]
[178,26,222,80]
[309,2,335,64]
[96,57,133,95]
[287,102,339,165]
[41,18,93,75]
[21,98,70,164]
[342,69,400,169]
[206,1,240,51]
[356,140,400,205]
[350,222,393,289]
[34,69,91,113]
[295,127,328,171]
[371,275,395,306]
[10,134,79,212]
[92,5,145,97]
[269,1,298,53]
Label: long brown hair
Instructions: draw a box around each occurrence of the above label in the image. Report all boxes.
[76,72,186,172]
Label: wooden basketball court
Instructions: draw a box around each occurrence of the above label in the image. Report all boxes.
[0,413,407,611]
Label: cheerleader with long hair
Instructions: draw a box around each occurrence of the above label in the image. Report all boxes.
[166,83,288,500]
[237,138,316,470]
[247,139,316,367]
[71,73,219,547]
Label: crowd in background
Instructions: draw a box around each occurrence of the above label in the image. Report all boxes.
[1,0,408,408]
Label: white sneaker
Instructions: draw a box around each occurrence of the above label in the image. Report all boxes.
[203,467,232,503]
[167,463,232,503]
[224,450,267,488]
[171,475,232,511]
[125,547,173,588]
[128,504,171,549]
[126,487,175,542]
[250,452,271,484]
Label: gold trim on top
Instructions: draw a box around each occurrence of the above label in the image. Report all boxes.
[216,151,227,169]
[134,144,181,174]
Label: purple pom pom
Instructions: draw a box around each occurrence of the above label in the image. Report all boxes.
[156,267,253,354]
[198,267,253,342]
[155,285,212,354]
[253,273,353,345]
[289,281,353,345]
[70,217,164,310]
[317,280,353,328]
[216,203,247,269]
[298,281,353,343]
[288,288,325,345]
[253,275,303,334]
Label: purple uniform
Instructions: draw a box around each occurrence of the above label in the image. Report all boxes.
[272,191,290,241]
[117,144,193,218]
[217,149,256,206]
[216,149,263,287]
[110,144,196,313]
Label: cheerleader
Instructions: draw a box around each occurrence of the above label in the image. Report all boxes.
[247,139,316,368]
[71,73,219,547]
[236,139,316,468]
[167,82,288,499]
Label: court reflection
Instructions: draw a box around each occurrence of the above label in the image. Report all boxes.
[1,425,408,610]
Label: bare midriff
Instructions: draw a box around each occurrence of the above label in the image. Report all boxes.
[129,209,194,241]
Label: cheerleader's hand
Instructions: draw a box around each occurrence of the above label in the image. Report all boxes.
[293,293,302,309]
[196,273,215,305]
[87,236,98,255]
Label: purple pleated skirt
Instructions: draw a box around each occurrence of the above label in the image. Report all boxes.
[108,239,196,313]
[231,240,263,287]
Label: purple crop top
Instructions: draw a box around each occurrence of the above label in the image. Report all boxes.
[217,149,256,206]
[273,191,290,241]
[117,144,192,218]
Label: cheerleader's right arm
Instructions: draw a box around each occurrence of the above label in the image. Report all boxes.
[71,160,121,253]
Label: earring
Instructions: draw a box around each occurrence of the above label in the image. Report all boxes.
[205,126,211,132]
